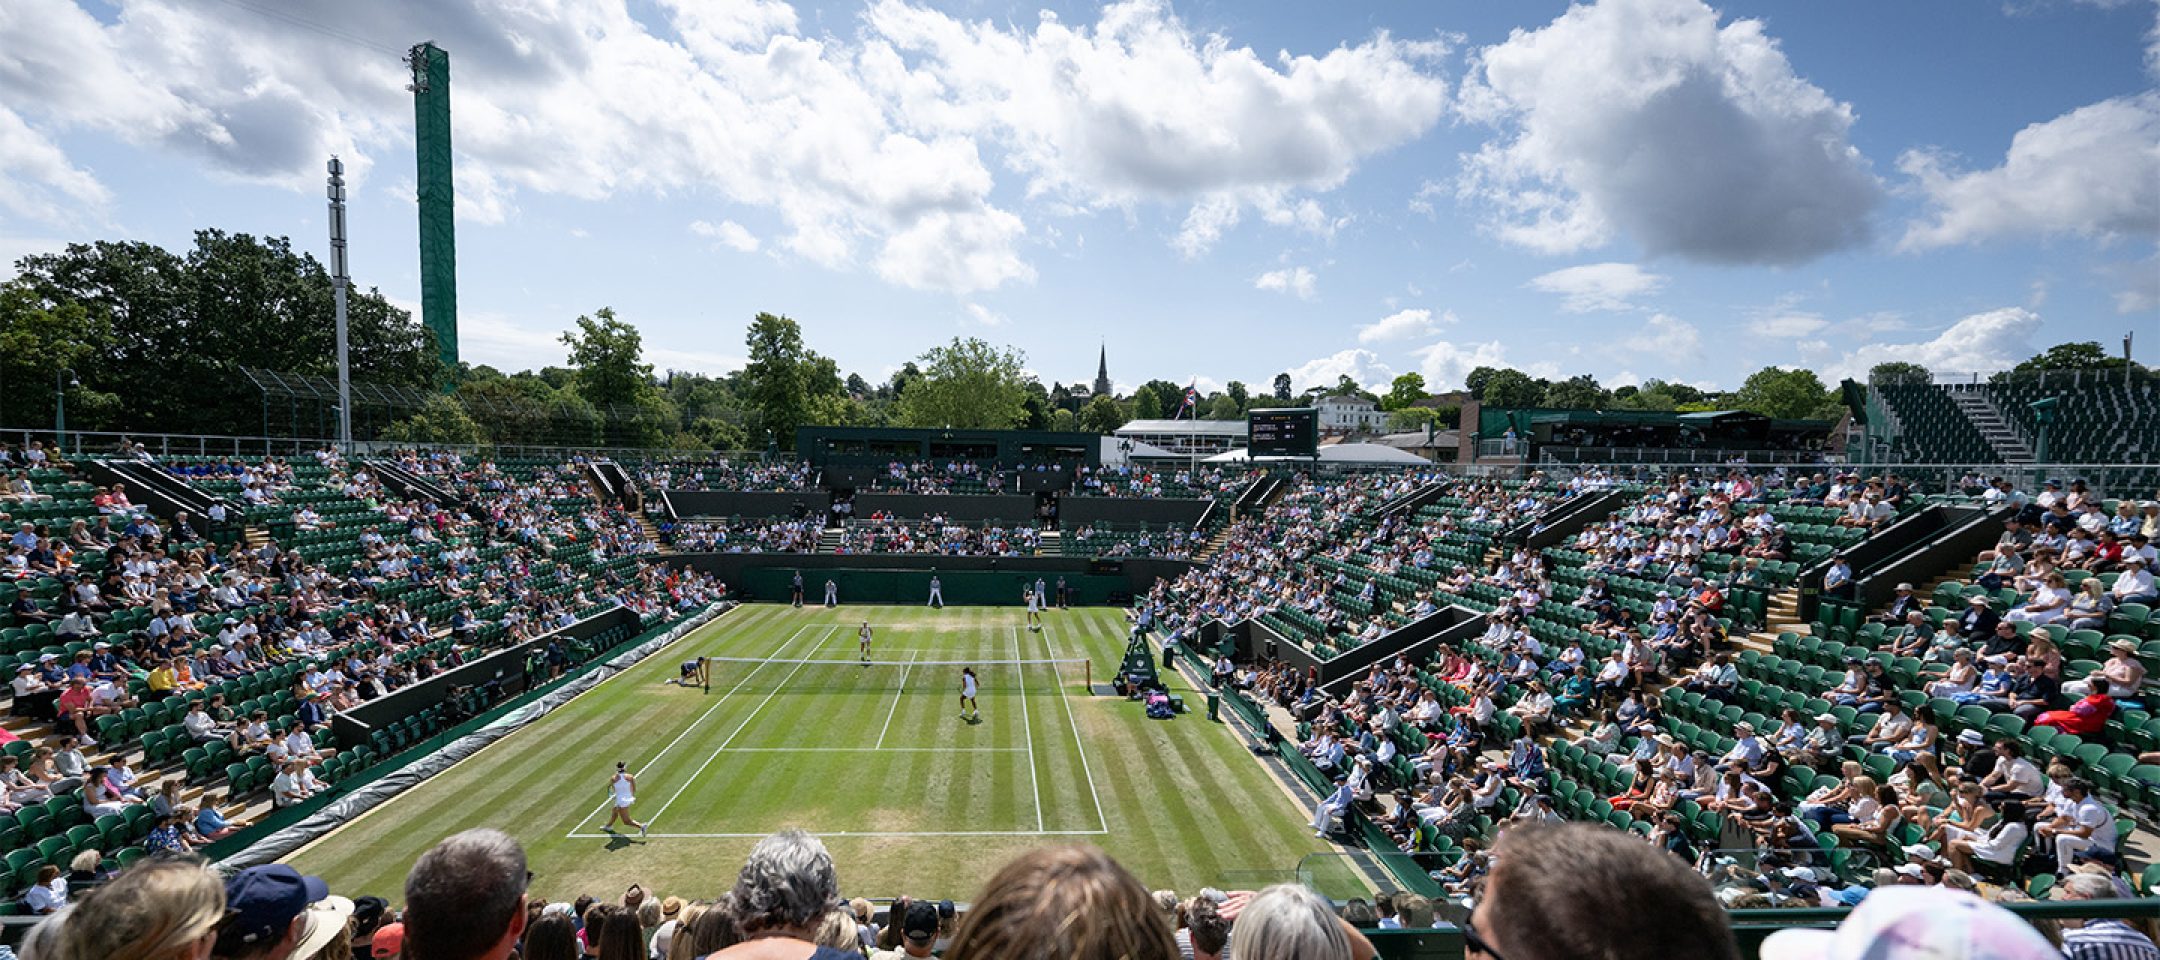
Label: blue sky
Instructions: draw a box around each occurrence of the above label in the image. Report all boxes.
[1,0,2155,395]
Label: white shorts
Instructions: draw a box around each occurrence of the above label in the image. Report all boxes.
[614,797,634,809]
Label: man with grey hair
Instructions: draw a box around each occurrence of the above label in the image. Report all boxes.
[402,828,528,960]
[2057,871,2158,959]
[710,829,858,959]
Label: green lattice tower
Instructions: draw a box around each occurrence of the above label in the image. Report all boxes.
[409,42,459,382]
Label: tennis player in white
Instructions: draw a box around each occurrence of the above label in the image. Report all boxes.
[1025,585,1042,632]
[858,621,874,664]
[959,666,979,721]
[605,761,647,837]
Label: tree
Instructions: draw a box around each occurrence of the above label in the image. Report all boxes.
[740,313,846,448]
[1205,395,1241,419]
[1464,366,1501,397]
[378,393,483,446]
[1540,374,1608,410]
[1730,366,1841,420]
[2012,342,2130,373]
[1078,394,1128,434]
[1048,408,1079,432]
[1478,368,1542,408]
[1867,361,1932,385]
[0,281,112,429]
[1381,372,1427,411]
[896,337,1032,430]
[1226,380,1249,414]
[1387,407,1439,432]
[1272,372,1292,400]
[559,307,676,446]
[1130,384,1164,421]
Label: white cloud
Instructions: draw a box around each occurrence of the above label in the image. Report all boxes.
[1409,339,1561,391]
[458,310,570,373]
[1255,266,1319,300]
[1455,0,1878,263]
[1826,307,2044,380]
[1526,262,1666,313]
[0,104,110,226]
[1898,91,2160,250]
[1288,348,1395,393]
[867,0,1451,254]
[964,302,1008,326]
[1622,313,1702,358]
[1357,308,1453,343]
[0,0,1440,290]
[691,219,763,253]
[1748,312,1830,338]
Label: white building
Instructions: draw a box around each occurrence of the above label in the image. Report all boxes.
[1314,395,1385,434]
[1113,419,1247,456]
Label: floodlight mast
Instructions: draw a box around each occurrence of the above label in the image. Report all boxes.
[328,156,352,450]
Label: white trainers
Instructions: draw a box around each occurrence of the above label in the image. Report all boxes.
[639,824,648,838]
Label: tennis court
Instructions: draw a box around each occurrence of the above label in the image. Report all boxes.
[285,604,1340,900]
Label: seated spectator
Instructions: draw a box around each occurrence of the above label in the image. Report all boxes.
[943,845,1178,960]
[2059,871,2160,958]
[2063,640,2144,701]
[1221,884,1368,960]
[402,829,528,960]
[2036,678,2116,736]
[708,829,857,960]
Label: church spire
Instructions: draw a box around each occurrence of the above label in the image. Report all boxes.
[1093,343,1112,398]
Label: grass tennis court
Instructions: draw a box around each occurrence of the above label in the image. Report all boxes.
[285,605,1343,900]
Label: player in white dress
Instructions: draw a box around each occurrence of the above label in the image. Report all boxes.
[605,761,646,837]
[858,621,874,664]
[960,667,979,721]
[1025,585,1042,631]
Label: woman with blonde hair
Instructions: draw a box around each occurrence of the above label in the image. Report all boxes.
[946,845,1178,960]
[48,858,225,960]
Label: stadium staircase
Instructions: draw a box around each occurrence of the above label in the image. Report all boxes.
[817,527,844,553]
[1946,386,2034,462]
[364,459,462,507]
[1037,530,1063,554]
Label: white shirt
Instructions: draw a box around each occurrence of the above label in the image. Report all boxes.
[2071,796,2118,850]
[24,879,66,912]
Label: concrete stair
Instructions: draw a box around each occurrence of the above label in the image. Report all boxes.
[1948,388,2035,463]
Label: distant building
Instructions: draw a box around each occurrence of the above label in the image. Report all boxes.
[1093,345,1113,398]
[1114,418,1247,456]
[1314,394,1385,434]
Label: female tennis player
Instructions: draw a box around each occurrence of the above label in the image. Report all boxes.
[960,666,979,722]
[605,761,647,837]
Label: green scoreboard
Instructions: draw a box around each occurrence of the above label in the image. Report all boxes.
[1247,408,1318,458]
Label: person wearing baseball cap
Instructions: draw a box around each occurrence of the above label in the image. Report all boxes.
[872,900,941,959]
[371,922,405,960]
[1758,886,2058,960]
[215,865,336,960]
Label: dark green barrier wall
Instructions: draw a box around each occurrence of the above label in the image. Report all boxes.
[737,567,1130,605]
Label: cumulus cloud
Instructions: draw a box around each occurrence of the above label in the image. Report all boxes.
[1357,308,1452,343]
[1410,339,1560,391]
[0,0,1441,290]
[1622,313,1702,359]
[1899,92,2160,250]
[963,302,1009,327]
[1455,0,1878,263]
[1526,262,1666,312]
[1255,266,1319,299]
[1826,307,2044,380]
[1288,348,1395,393]
[691,218,763,253]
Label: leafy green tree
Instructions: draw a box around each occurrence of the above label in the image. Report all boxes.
[1048,408,1079,432]
[1478,368,1542,408]
[1464,366,1501,397]
[2010,342,2140,374]
[1540,374,1608,410]
[1730,366,1841,420]
[896,337,1032,429]
[741,313,846,447]
[1130,384,1165,421]
[1867,361,1932,385]
[1381,372,1427,411]
[1272,372,1292,400]
[1225,380,1249,414]
[1386,407,1438,432]
[1078,394,1128,434]
[560,307,676,446]
[379,393,483,445]
[1205,395,1241,419]
[0,281,112,429]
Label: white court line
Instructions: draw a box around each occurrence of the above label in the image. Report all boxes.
[873,651,917,750]
[1044,623,1110,833]
[641,627,834,830]
[1013,627,1043,833]
[567,828,1110,839]
[567,613,816,835]
[568,618,821,837]
[718,746,1026,753]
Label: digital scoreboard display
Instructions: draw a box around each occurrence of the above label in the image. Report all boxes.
[1247,408,1318,458]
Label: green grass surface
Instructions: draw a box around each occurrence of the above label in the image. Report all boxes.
[285,605,1339,902]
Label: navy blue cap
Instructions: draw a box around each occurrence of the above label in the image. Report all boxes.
[225,865,330,945]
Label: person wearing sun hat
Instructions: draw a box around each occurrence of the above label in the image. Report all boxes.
[284,888,358,960]
[1759,886,2060,960]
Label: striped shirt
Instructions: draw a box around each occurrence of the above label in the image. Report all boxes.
[2064,920,2160,960]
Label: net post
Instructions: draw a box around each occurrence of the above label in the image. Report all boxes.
[1084,659,1092,694]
